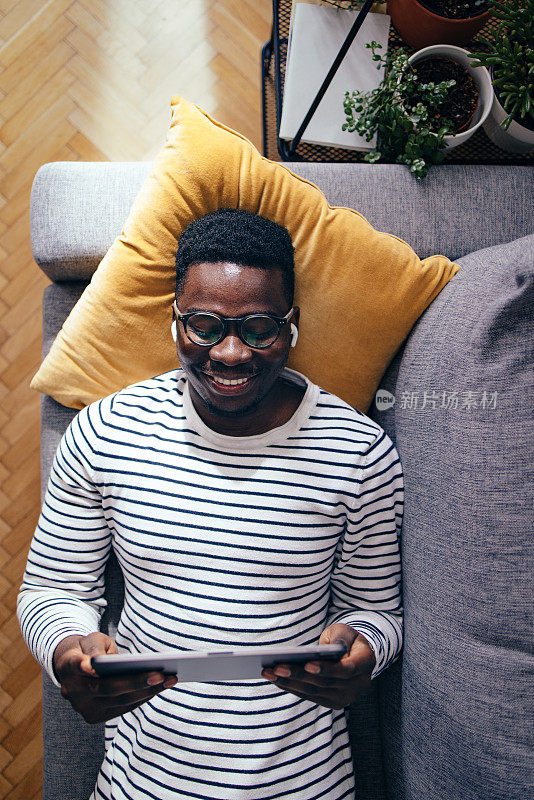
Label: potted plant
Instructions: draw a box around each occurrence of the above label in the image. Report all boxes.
[342,41,493,178]
[387,0,492,49]
[409,44,493,142]
[470,0,534,153]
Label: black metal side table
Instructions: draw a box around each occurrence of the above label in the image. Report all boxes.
[261,0,534,165]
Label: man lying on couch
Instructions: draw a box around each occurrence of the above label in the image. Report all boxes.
[18,209,403,800]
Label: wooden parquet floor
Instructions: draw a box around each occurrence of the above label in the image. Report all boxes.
[0,1,272,796]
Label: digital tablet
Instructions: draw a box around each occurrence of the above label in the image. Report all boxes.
[91,643,347,683]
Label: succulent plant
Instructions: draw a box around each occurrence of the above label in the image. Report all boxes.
[343,42,457,178]
[470,0,534,129]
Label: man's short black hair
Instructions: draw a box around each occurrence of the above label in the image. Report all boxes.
[175,209,295,306]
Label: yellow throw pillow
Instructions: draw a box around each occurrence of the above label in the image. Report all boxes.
[31,95,459,412]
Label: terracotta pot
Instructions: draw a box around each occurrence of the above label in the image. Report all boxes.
[387,0,491,49]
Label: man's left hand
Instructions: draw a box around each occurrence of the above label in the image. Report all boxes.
[261,623,376,709]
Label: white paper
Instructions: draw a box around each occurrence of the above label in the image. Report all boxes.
[279,5,390,150]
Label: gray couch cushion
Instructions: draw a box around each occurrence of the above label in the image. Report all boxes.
[279,164,533,262]
[373,234,534,800]
[40,282,84,496]
[42,670,105,800]
[30,162,151,282]
[30,163,533,281]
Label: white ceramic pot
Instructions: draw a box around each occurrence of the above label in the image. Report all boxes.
[483,91,534,154]
[409,44,493,150]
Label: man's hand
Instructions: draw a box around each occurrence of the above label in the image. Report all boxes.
[53,633,177,724]
[261,624,376,709]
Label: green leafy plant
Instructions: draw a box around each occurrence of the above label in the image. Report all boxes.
[343,42,456,179]
[470,0,534,130]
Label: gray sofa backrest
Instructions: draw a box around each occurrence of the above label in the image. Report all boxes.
[32,162,533,800]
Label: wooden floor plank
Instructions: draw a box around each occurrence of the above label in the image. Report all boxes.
[0,210,27,255]
[66,130,106,161]
[0,40,75,123]
[0,773,14,800]
[3,758,42,800]
[0,365,40,414]
[2,582,23,619]
[209,25,261,87]
[0,181,32,227]
[211,52,261,112]
[66,60,149,132]
[0,12,74,96]
[215,0,270,43]
[0,518,9,539]
[0,744,11,774]
[0,95,77,174]
[98,0,148,30]
[0,0,75,68]
[0,69,76,150]
[0,707,12,735]
[2,635,32,672]
[0,262,41,309]
[67,104,146,162]
[3,732,42,786]
[0,242,33,282]
[0,339,41,392]
[1,511,39,558]
[1,478,40,530]
[65,0,104,39]
[2,583,21,621]
[212,80,261,146]
[243,0,272,27]
[66,48,147,119]
[211,1,264,64]
[77,0,147,52]
[0,121,77,200]
[2,453,40,505]
[0,282,44,338]
[2,675,41,728]
[0,0,52,44]
[139,18,217,91]
[1,655,39,700]
[0,1,19,18]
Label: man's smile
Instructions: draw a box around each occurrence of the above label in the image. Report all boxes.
[199,369,261,394]
[212,376,252,386]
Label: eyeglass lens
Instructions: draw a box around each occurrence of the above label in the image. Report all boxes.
[186,313,280,348]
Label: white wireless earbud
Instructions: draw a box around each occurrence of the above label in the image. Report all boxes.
[171,320,177,343]
[290,323,299,348]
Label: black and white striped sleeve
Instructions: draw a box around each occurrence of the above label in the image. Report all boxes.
[17,408,111,686]
[326,430,404,678]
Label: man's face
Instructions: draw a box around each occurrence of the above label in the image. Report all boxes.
[174,261,298,429]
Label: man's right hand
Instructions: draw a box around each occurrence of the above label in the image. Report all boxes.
[53,633,177,724]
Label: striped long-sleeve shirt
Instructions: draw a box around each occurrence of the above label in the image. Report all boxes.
[18,368,404,800]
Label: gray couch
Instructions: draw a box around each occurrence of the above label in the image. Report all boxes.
[30,162,533,800]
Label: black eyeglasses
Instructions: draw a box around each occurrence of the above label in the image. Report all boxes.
[173,301,293,349]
